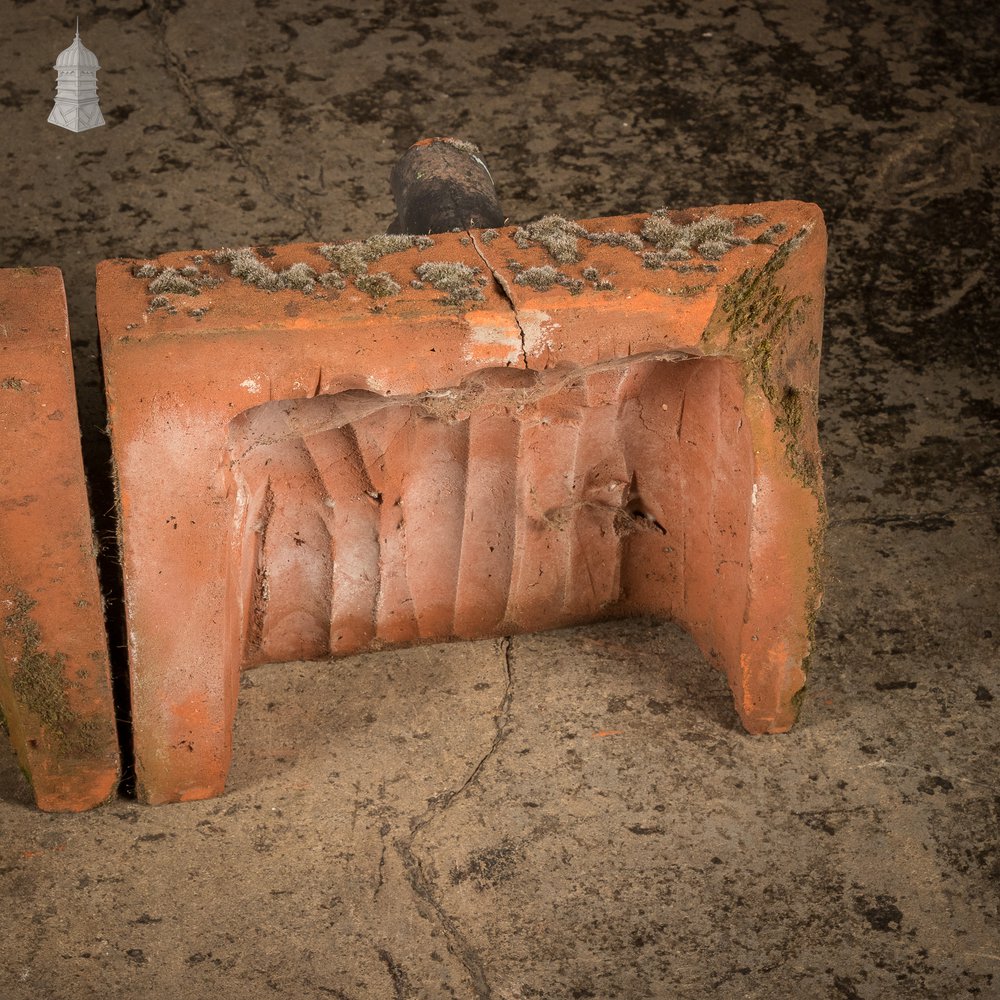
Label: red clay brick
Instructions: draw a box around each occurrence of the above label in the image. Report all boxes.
[0,267,120,811]
[97,203,826,804]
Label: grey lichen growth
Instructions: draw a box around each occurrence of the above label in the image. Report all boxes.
[513,215,587,263]
[642,210,749,261]
[414,261,485,306]
[673,262,719,274]
[148,268,201,296]
[742,213,767,226]
[318,234,434,277]
[213,248,319,293]
[139,263,222,297]
[410,279,425,289]
[2,377,24,390]
[318,271,346,290]
[581,266,614,291]
[356,272,401,299]
[585,229,644,252]
[148,295,169,310]
[699,240,731,261]
[513,265,583,295]
[279,262,320,293]
[480,229,499,244]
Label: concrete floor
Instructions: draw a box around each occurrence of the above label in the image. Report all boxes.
[1,1,997,997]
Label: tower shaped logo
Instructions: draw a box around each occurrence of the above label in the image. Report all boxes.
[48,19,105,133]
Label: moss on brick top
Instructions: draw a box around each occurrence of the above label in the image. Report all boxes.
[318,234,434,277]
[212,249,320,293]
[641,210,753,261]
[513,265,584,295]
[135,263,222,297]
[355,272,401,299]
[513,216,588,263]
[414,261,486,306]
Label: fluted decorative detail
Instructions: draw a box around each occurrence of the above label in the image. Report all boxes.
[225,355,754,668]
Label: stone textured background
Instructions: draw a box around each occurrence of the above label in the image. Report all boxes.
[1,1,997,998]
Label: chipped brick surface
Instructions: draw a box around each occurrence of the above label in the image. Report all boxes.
[0,268,119,811]
[98,203,826,804]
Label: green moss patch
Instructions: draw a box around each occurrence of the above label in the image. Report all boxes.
[4,591,106,757]
[719,227,819,491]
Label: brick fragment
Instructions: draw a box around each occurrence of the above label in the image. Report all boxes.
[0,267,119,810]
[98,203,826,804]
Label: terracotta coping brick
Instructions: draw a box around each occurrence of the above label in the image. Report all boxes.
[0,267,120,811]
[97,202,827,805]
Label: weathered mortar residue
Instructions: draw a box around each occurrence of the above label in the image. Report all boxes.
[4,590,106,757]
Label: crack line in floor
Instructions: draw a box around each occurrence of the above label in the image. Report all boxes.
[390,636,516,1000]
[147,0,320,241]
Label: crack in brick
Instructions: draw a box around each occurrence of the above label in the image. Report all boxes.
[147,1,320,240]
[469,231,528,368]
[390,636,515,1000]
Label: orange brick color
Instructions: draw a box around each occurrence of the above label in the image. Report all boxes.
[0,268,120,811]
[97,203,827,805]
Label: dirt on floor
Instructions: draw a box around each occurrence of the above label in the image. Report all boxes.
[1,1,997,998]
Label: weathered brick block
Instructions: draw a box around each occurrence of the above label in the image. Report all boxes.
[0,267,120,810]
[97,203,826,804]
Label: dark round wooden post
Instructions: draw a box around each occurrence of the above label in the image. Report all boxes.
[388,137,505,235]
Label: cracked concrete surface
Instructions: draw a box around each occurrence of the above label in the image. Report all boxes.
[1,0,998,997]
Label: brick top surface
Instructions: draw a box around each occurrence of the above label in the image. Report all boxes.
[0,267,70,346]
[96,202,823,345]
